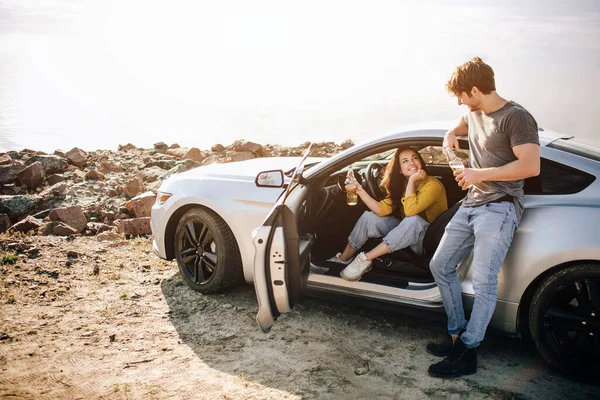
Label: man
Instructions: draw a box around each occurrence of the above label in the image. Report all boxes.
[427,57,540,378]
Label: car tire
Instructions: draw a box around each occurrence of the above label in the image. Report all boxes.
[174,208,243,294]
[528,264,600,382]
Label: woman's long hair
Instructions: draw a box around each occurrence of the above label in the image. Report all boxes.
[380,147,428,206]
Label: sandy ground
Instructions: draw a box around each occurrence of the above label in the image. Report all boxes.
[0,235,598,400]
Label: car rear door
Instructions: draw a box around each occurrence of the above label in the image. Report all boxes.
[253,148,313,333]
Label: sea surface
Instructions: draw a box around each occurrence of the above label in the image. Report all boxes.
[1,0,599,153]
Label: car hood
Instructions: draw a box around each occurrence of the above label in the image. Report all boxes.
[165,156,326,184]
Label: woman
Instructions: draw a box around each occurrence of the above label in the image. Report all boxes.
[330,147,448,281]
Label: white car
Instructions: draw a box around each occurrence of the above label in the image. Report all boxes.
[151,123,600,380]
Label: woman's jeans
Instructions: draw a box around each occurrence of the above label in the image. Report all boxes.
[348,211,429,255]
[429,202,518,349]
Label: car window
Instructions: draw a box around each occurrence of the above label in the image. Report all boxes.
[524,159,596,195]
[419,145,470,166]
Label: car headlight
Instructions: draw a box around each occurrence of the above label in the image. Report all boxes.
[156,192,172,206]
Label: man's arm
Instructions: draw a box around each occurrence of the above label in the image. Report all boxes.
[455,143,540,189]
[444,116,468,150]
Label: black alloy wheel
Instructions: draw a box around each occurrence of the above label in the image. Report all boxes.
[174,208,243,294]
[529,264,600,382]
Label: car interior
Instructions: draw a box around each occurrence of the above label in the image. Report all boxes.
[305,144,466,289]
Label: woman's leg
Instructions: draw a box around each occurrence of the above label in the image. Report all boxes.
[373,215,430,258]
[340,211,399,261]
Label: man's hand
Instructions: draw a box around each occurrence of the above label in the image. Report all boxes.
[443,130,460,151]
[454,168,480,190]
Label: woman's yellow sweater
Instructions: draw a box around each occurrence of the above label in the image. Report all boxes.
[376,176,448,223]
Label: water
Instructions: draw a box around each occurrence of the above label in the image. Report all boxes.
[1,0,599,153]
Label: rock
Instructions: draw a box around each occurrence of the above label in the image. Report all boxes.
[86,222,113,235]
[159,159,201,181]
[32,208,52,219]
[0,195,38,221]
[40,221,79,236]
[340,139,354,150]
[49,205,88,233]
[117,217,151,235]
[126,191,156,218]
[138,166,165,183]
[118,143,137,151]
[144,160,177,170]
[184,148,204,163]
[85,170,106,181]
[0,163,25,184]
[96,231,123,241]
[39,182,68,198]
[24,155,68,174]
[67,250,79,258]
[9,215,42,233]
[73,169,86,180]
[153,142,168,152]
[53,149,67,158]
[228,151,255,162]
[46,174,65,186]
[65,148,88,168]
[170,143,180,149]
[98,161,123,173]
[0,213,11,233]
[121,177,144,198]
[232,140,262,154]
[92,264,100,274]
[165,147,189,159]
[0,154,12,165]
[16,162,45,189]
[211,144,225,152]
[354,366,369,375]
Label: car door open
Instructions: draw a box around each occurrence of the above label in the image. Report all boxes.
[252,146,314,333]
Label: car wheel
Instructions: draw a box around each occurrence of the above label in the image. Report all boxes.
[174,208,243,294]
[529,264,600,381]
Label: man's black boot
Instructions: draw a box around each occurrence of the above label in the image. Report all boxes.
[428,339,477,378]
[426,335,455,357]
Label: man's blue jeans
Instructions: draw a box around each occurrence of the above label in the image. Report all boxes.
[429,201,518,348]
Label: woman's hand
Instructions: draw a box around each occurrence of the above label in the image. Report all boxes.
[346,171,364,193]
[408,169,427,185]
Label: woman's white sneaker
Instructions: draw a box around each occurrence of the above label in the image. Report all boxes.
[340,252,372,281]
[326,252,351,265]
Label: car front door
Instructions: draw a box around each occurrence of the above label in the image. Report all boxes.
[252,147,313,332]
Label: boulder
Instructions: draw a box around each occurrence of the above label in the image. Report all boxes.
[65,147,88,168]
[138,166,165,183]
[9,215,42,233]
[0,154,12,165]
[232,140,262,154]
[159,159,201,181]
[98,161,123,173]
[49,205,88,233]
[121,177,144,198]
[165,147,189,159]
[86,222,113,235]
[0,195,38,221]
[40,221,79,236]
[211,143,225,152]
[46,174,65,186]
[53,149,67,158]
[0,213,11,233]
[184,148,204,163]
[0,163,25,184]
[116,217,151,235]
[24,155,68,174]
[85,170,106,180]
[16,161,45,189]
[340,139,354,150]
[144,159,177,170]
[169,143,180,149]
[153,142,168,152]
[228,151,255,162]
[96,231,123,241]
[118,143,137,152]
[126,191,156,218]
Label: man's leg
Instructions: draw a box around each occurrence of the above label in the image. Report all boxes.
[429,206,475,337]
[459,202,518,348]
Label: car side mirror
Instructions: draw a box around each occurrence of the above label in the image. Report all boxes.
[255,170,285,188]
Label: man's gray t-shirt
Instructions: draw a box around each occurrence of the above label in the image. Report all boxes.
[462,100,539,221]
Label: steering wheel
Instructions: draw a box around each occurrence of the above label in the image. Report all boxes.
[365,162,386,200]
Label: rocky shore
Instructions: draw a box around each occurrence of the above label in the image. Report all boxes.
[0,139,353,238]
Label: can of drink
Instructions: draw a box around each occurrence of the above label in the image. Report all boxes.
[345,184,358,206]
